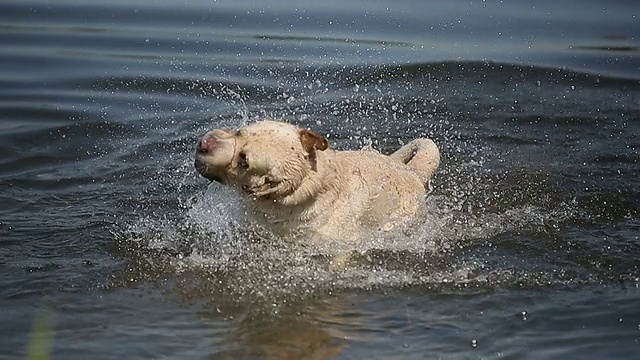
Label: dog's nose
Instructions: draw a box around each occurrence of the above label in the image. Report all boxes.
[197,135,217,153]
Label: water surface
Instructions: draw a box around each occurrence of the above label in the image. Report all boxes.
[1,0,639,359]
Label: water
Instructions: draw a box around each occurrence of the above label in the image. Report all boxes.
[1,0,639,358]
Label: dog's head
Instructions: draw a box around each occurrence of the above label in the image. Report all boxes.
[195,120,328,199]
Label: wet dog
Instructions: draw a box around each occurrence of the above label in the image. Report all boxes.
[195,120,440,244]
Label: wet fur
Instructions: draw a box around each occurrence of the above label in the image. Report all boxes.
[195,120,440,243]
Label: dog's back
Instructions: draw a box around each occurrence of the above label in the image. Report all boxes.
[303,147,429,239]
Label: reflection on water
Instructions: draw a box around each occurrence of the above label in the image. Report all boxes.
[216,310,345,360]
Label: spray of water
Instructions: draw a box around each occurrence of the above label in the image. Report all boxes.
[114,150,580,315]
[109,69,592,313]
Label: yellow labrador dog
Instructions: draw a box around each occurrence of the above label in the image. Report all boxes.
[194,120,439,244]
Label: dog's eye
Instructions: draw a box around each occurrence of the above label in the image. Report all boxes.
[238,152,249,169]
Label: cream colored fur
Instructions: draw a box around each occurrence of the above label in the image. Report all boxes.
[195,120,440,243]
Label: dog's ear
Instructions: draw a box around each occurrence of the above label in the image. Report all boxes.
[299,129,328,171]
[299,129,328,153]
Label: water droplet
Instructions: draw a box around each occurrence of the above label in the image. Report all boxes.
[520,310,528,320]
[471,339,478,348]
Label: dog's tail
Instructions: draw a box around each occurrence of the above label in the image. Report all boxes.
[389,138,440,187]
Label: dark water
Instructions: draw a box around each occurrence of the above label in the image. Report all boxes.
[1,0,639,358]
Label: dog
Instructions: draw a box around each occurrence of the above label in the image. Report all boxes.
[194,120,440,245]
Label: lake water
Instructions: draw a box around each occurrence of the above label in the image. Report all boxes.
[1,0,639,358]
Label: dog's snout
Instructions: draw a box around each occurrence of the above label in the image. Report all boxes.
[197,135,217,153]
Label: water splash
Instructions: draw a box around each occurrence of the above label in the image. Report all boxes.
[108,66,638,313]
[113,159,583,314]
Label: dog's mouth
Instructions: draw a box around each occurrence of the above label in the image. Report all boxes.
[194,157,225,183]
